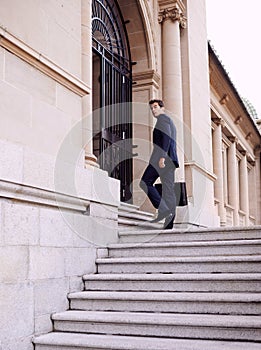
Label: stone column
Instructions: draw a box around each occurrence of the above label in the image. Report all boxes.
[81,0,98,167]
[239,151,249,225]
[212,120,226,225]
[158,0,186,180]
[227,137,239,225]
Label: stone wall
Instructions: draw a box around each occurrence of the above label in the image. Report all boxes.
[0,1,119,348]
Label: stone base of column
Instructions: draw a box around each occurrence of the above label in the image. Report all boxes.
[85,153,99,168]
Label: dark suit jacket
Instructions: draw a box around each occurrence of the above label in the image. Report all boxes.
[149,113,179,169]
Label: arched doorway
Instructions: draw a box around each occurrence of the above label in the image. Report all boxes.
[92,0,134,202]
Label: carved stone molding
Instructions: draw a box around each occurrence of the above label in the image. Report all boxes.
[220,94,229,105]
[254,144,261,155]
[0,179,90,213]
[132,69,160,88]
[158,2,187,28]
[245,132,253,141]
[85,153,99,168]
[184,161,217,182]
[0,26,90,97]
[248,159,256,166]
[234,115,243,125]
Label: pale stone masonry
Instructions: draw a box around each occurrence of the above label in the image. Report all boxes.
[0,0,260,349]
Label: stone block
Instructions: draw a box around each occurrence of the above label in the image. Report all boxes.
[56,85,81,124]
[0,282,34,341]
[31,98,71,156]
[90,167,120,206]
[0,0,48,54]
[0,140,24,183]
[89,202,118,220]
[3,201,39,246]
[47,19,81,77]
[0,81,32,146]
[34,314,53,336]
[5,51,56,105]
[65,247,97,276]
[74,166,94,200]
[41,0,81,40]
[2,336,34,350]
[23,149,56,191]
[34,278,69,317]
[28,247,65,280]
[39,207,74,247]
[0,246,29,282]
[71,212,118,246]
[69,276,84,293]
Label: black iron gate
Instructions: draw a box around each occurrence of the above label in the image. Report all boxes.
[92,0,134,202]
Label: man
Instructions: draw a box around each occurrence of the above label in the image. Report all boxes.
[140,99,179,229]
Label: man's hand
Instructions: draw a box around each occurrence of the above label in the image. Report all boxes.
[159,157,166,168]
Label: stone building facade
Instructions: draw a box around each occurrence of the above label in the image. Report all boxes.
[0,0,260,348]
[209,44,261,226]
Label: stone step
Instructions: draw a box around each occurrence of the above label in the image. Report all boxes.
[83,273,261,292]
[118,226,261,243]
[119,204,154,217]
[51,310,261,341]
[119,202,140,209]
[96,255,261,274]
[119,210,155,222]
[118,203,161,231]
[102,239,261,258]
[68,291,261,315]
[118,217,162,230]
[33,332,261,350]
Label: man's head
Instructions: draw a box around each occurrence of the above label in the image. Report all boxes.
[149,99,165,117]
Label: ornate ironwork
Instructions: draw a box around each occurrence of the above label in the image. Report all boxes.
[92,0,134,202]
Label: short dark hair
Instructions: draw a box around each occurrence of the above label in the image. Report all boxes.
[149,99,164,108]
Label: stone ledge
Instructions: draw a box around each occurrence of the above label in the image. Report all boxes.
[0,27,90,96]
[0,179,90,213]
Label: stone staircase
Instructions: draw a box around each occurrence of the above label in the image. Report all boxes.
[33,223,261,350]
[118,202,162,231]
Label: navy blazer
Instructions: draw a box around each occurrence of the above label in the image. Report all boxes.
[150,113,179,169]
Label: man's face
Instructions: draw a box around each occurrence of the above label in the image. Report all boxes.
[150,102,164,118]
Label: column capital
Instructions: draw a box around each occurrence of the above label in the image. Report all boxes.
[212,116,225,127]
[228,135,238,144]
[158,1,187,28]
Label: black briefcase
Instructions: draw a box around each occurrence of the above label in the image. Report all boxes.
[155,182,188,206]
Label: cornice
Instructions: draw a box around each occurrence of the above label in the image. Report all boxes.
[0,26,90,97]
[132,69,160,88]
[158,0,185,12]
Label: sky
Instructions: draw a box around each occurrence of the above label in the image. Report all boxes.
[205,0,261,118]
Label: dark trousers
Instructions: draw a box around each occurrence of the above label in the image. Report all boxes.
[140,160,176,216]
